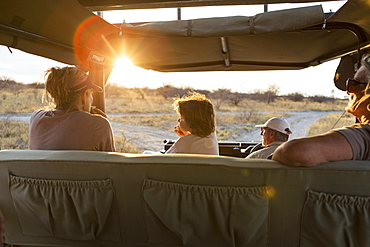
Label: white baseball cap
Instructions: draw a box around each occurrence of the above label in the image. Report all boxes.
[255,117,292,135]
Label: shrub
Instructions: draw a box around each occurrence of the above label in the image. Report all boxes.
[0,120,29,150]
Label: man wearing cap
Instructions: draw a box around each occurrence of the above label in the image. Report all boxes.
[245,117,292,159]
[29,66,116,152]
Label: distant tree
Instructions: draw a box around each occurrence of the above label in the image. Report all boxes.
[194,89,211,98]
[0,75,15,83]
[229,92,245,106]
[265,84,280,104]
[105,83,123,98]
[248,89,263,101]
[0,76,22,91]
[26,82,45,89]
[142,87,159,98]
[174,87,194,98]
[210,88,232,110]
[308,95,334,103]
[248,84,280,104]
[157,83,177,99]
[286,92,305,102]
[134,87,148,100]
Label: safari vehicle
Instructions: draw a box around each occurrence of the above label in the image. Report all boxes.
[1,0,370,246]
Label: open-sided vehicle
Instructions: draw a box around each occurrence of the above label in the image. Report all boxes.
[2,0,370,107]
[1,0,370,246]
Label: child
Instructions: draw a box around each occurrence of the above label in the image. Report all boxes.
[165,92,219,155]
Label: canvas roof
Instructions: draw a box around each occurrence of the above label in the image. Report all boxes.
[1,0,369,74]
[78,0,343,11]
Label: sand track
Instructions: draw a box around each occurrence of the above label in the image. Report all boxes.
[1,111,343,152]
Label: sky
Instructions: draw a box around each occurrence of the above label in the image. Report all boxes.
[0,1,348,98]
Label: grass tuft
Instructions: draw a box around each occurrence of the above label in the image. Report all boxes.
[308,112,355,136]
[0,120,29,149]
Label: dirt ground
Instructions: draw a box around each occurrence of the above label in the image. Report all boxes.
[1,111,342,153]
[109,111,342,152]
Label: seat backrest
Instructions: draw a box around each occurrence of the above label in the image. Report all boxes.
[1,150,370,247]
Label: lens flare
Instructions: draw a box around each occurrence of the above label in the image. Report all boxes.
[263,185,276,199]
[241,169,250,177]
[73,15,119,70]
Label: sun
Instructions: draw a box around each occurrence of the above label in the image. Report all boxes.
[108,56,163,88]
[114,57,134,69]
[109,56,140,87]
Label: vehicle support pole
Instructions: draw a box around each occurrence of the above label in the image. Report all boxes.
[89,63,107,112]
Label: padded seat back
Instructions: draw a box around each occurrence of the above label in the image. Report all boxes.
[0,150,370,246]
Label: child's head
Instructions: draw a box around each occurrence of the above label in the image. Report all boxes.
[173,92,215,137]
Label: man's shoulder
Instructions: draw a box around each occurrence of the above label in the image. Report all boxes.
[246,144,280,159]
[246,148,269,159]
[267,141,285,147]
[334,123,370,136]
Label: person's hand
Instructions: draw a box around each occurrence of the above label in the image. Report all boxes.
[174,125,190,137]
[0,210,4,245]
[90,106,108,118]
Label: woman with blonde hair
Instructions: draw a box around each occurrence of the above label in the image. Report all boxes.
[29,66,115,151]
[165,92,219,155]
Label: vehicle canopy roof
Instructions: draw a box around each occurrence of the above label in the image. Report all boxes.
[1,0,369,107]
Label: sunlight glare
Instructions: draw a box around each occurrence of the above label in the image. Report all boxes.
[109,56,164,88]
[115,57,134,69]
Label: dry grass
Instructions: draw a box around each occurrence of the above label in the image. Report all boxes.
[114,132,140,153]
[0,89,45,113]
[308,112,355,136]
[0,120,29,149]
[111,111,293,142]
[105,97,348,114]
[106,97,173,113]
[248,98,347,112]
[0,119,140,153]
[0,88,353,151]
[215,112,291,140]
[216,112,290,125]
[2,87,347,114]
[111,114,176,131]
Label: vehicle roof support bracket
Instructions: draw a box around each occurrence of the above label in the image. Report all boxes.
[220,37,230,67]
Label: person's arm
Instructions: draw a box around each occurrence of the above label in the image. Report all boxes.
[90,106,108,118]
[272,132,353,166]
[174,125,190,137]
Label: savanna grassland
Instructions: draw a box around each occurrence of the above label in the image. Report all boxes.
[0,82,353,152]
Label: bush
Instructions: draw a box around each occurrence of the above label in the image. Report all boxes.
[0,120,29,150]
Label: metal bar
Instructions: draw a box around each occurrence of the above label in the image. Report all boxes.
[220,37,230,67]
[0,24,74,51]
[89,63,107,112]
[177,8,181,20]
